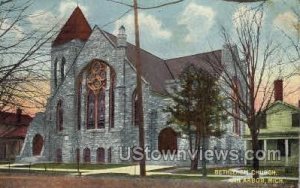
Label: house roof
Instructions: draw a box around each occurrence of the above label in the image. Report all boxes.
[0,111,32,139]
[104,32,222,94]
[52,7,92,46]
[56,7,223,94]
[266,100,300,112]
[0,125,28,139]
[0,111,32,126]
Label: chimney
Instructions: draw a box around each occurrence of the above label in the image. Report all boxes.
[274,79,283,101]
[16,108,22,123]
[117,25,127,48]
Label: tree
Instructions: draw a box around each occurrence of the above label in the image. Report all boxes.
[205,5,279,178]
[0,0,56,113]
[166,65,226,176]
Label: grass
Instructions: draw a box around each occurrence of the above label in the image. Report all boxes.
[14,163,132,170]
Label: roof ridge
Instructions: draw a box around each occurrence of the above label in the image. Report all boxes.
[165,49,222,61]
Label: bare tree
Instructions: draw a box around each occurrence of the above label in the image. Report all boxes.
[205,5,279,178]
[0,0,57,114]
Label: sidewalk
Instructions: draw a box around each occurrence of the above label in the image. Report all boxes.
[0,163,298,183]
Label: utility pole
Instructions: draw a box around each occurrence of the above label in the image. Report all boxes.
[133,0,146,176]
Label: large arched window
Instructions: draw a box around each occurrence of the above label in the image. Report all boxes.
[61,57,66,81]
[132,90,139,126]
[54,58,58,88]
[56,148,62,163]
[32,134,43,156]
[56,100,63,131]
[83,148,91,163]
[85,60,107,129]
[96,147,105,163]
[158,128,177,154]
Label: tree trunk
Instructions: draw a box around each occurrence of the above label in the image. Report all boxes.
[201,135,208,177]
[191,132,201,170]
[251,129,260,179]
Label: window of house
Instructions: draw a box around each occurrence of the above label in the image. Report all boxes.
[83,148,91,163]
[132,89,139,127]
[96,147,105,163]
[54,58,58,87]
[85,61,109,129]
[277,140,291,157]
[292,113,300,127]
[61,57,66,81]
[56,100,63,131]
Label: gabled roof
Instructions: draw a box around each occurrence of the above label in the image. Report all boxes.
[52,7,92,46]
[165,50,222,78]
[104,32,221,94]
[0,111,32,139]
[0,125,28,139]
[57,7,223,94]
[266,100,300,112]
[0,111,32,126]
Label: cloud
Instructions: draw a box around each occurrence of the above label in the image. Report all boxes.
[113,12,172,41]
[232,6,264,28]
[273,11,298,34]
[27,10,59,31]
[27,0,89,31]
[177,2,215,43]
[59,0,88,18]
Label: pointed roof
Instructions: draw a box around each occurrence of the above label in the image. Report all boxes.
[52,7,92,46]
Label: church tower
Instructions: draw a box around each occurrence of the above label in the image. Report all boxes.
[51,7,92,94]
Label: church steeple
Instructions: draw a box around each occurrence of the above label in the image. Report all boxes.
[52,7,92,46]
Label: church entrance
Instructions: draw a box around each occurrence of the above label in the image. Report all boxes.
[158,128,177,154]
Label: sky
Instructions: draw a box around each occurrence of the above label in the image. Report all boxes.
[18,0,300,110]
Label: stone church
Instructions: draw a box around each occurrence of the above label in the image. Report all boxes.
[17,7,244,165]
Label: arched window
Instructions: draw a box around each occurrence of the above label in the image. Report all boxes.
[56,100,63,131]
[132,90,139,126]
[32,134,43,156]
[61,57,66,81]
[56,148,62,163]
[158,128,177,154]
[96,147,105,163]
[86,60,107,129]
[54,58,58,88]
[83,148,91,163]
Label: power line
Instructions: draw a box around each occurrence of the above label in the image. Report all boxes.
[101,8,132,28]
[105,0,184,10]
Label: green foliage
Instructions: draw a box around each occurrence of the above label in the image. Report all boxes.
[165,65,227,136]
